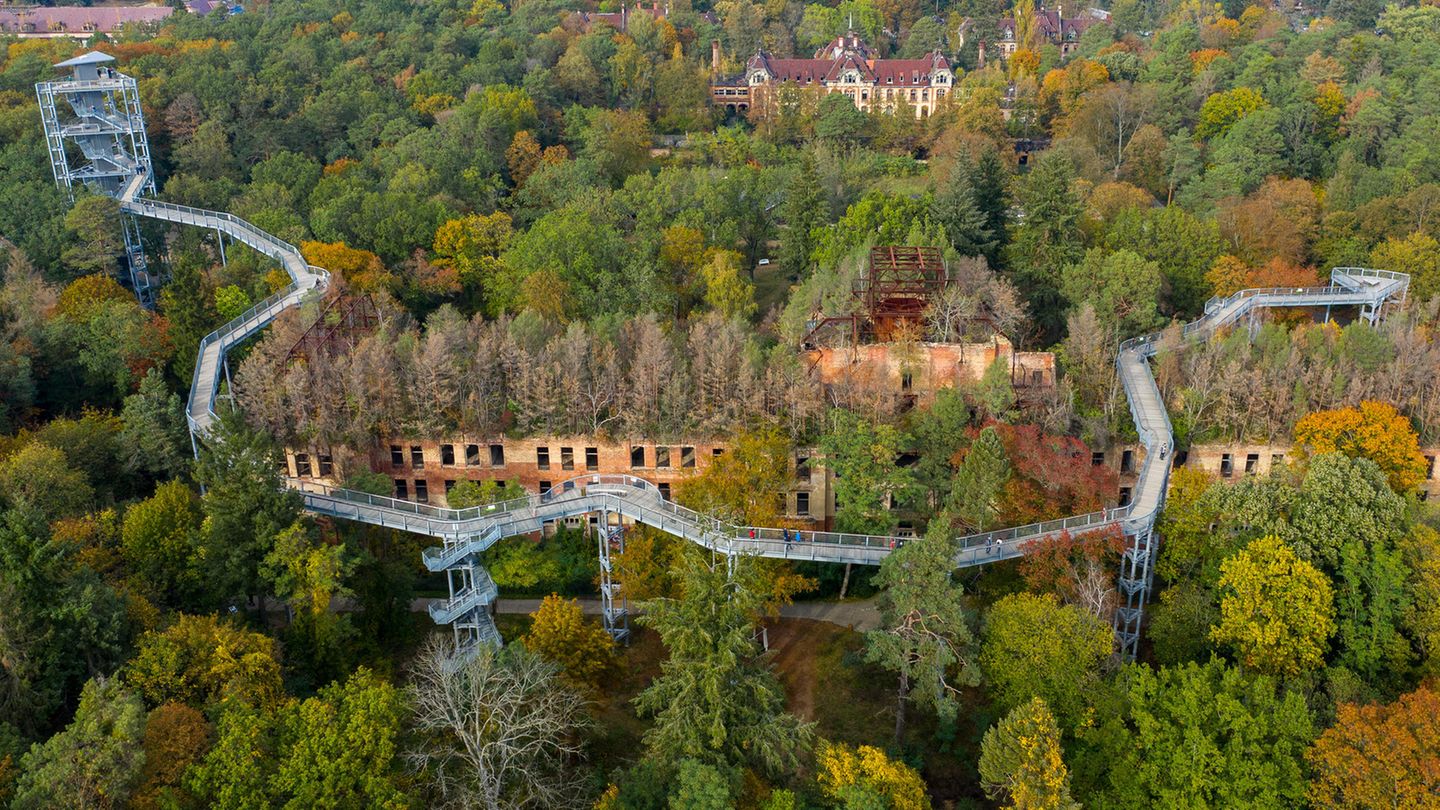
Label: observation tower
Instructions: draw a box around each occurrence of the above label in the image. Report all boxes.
[36,51,158,306]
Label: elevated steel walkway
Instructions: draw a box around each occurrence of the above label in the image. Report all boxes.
[116,170,1407,657]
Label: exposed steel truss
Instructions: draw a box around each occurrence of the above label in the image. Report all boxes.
[285,293,380,364]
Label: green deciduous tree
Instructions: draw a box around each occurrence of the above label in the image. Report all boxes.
[867,523,979,743]
[194,411,302,605]
[121,480,203,608]
[981,593,1112,728]
[980,697,1079,810]
[1082,660,1312,809]
[1060,248,1162,336]
[1210,535,1335,677]
[187,668,411,810]
[820,409,917,535]
[634,545,812,775]
[12,677,146,810]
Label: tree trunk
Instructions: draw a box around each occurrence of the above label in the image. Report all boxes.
[839,563,852,599]
[895,671,908,745]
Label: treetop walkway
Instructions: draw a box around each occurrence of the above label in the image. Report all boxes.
[45,55,1408,658]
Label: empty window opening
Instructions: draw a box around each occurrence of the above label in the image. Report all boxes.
[295,453,312,477]
[1119,487,1132,507]
[1174,450,1188,467]
[796,456,811,482]
[414,479,429,503]
[537,447,550,470]
[1091,451,1105,466]
[796,492,810,516]
[410,445,424,470]
[631,446,646,468]
[444,479,456,495]
[1245,453,1259,474]
[466,444,481,466]
[390,445,404,466]
[489,444,505,466]
[681,446,696,468]
[901,371,913,392]
[441,444,455,466]
[1120,450,1135,474]
[658,483,671,500]
[656,447,671,468]
[539,480,551,495]
[1429,456,1436,480]
[1272,453,1284,469]
[394,479,408,500]
[318,454,333,476]
[560,447,575,471]
[585,447,599,471]
[1220,454,1234,478]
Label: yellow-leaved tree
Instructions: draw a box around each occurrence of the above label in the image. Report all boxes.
[1292,401,1428,493]
[978,697,1078,810]
[520,595,616,691]
[1210,535,1336,677]
[300,241,394,293]
[816,741,930,810]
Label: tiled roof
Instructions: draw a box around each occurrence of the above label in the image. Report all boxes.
[0,4,173,34]
[747,42,951,87]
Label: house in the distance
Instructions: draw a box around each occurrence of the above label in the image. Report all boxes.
[995,4,1107,58]
[0,4,173,38]
[711,30,954,119]
[567,2,717,33]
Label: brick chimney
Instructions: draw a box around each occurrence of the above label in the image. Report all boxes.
[978,39,987,69]
[711,39,721,75]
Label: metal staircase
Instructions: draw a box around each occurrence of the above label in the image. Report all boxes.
[41,57,1413,660]
[37,52,159,307]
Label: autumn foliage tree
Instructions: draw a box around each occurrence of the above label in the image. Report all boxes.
[300,241,394,293]
[1307,684,1440,808]
[1019,527,1127,621]
[1210,535,1336,677]
[815,741,930,810]
[979,698,1079,810]
[1293,401,1428,492]
[520,595,616,692]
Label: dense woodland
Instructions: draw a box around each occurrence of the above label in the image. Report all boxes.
[3,0,1440,805]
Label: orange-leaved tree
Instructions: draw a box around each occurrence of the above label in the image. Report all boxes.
[1307,684,1440,808]
[299,241,394,293]
[1293,401,1427,492]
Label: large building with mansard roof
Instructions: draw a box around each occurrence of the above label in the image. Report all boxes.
[709,31,955,119]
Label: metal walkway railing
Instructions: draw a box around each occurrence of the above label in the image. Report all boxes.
[120,171,1409,655]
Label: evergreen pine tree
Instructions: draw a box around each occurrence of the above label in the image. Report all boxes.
[1006,152,1085,340]
[634,545,812,775]
[865,522,979,744]
[947,425,1011,532]
[932,158,996,260]
[778,153,826,280]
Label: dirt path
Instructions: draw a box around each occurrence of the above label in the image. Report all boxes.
[411,596,882,631]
